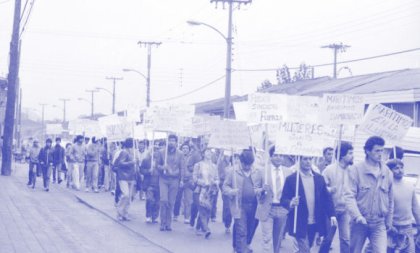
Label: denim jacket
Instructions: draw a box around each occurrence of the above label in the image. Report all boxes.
[344,160,394,227]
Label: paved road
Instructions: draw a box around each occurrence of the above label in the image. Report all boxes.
[1,163,339,253]
[0,163,169,253]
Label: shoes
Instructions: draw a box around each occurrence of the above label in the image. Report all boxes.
[58,179,63,184]
[111,191,115,196]
[205,231,211,239]
[122,216,131,221]
[117,215,124,221]
[225,228,231,234]
[94,189,99,193]
[152,219,158,224]
[184,219,190,224]
[146,217,152,223]
[45,188,49,192]
[195,230,203,236]
[27,182,31,186]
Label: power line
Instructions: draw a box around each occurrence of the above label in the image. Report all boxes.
[152,74,226,103]
[233,47,420,72]
[20,0,35,36]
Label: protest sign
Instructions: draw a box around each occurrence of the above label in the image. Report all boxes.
[148,105,195,133]
[275,121,325,157]
[359,104,413,146]
[321,93,365,125]
[46,124,63,135]
[247,93,287,123]
[191,115,220,137]
[233,101,249,122]
[208,120,251,150]
[285,95,321,123]
[68,119,102,137]
[106,118,135,142]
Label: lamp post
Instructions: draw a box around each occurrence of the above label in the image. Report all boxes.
[187,19,232,118]
[122,68,149,107]
[95,87,114,114]
[77,97,93,119]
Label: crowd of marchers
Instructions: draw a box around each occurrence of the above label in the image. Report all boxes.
[25,135,420,253]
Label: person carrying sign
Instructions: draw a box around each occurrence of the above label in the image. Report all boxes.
[223,149,260,253]
[344,136,394,253]
[322,141,354,253]
[157,134,184,232]
[254,146,294,253]
[280,156,337,253]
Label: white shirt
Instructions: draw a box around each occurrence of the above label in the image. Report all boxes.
[271,165,285,204]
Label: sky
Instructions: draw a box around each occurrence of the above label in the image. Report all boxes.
[0,0,419,121]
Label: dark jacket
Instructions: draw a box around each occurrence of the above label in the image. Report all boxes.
[157,148,184,180]
[280,171,336,239]
[38,146,54,168]
[52,144,65,166]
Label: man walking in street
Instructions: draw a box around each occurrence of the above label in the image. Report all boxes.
[223,149,260,253]
[255,146,293,253]
[114,138,139,221]
[38,138,54,192]
[70,135,86,190]
[386,159,420,253]
[27,139,41,188]
[86,137,101,193]
[344,136,394,253]
[322,141,354,253]
[157,134,184,231]
[280,156,337,253]
[52,137,65,185]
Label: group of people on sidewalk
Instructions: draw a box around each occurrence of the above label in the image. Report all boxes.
[27,134,420,253]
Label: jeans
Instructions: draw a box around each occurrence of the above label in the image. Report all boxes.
[211,190,218,220]
[66,162,73,187]
[183,186,193,220]
[86,161,99,190]
[233,201,259,253]
[117,180,135,218]
[103,165,111,191]
[146,185,160,220]
[72,162,85,190]
[350,219,387,253]
[190,192,200,227]
[198,205,211,233]
[336,211,350,253]
[159,177,179,229]
[222,193,233,229]
[293,224,317,253]
[52,163,62,182]
[174,184,184,217]
[260,205,288,253]
[42,165,52,189]
[28,162,39,186]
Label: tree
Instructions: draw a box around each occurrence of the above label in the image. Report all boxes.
[257,79,274,91]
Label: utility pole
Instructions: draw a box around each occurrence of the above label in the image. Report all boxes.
[105,77,123,114]
[86,90,98,119]
[321,43,351,79]
[39,103,47,142]
[59,98,70,123]
[2,0,22,176]
[138,41,161,107]
[210,0,252,118]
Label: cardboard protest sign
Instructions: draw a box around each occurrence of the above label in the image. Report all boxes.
[46,124,63,135]
[247,93,287,123]
[321,94,365,125]
[359,104,413,146]
[192,115,221,137]
[208,120,251,150]
[285,95,321,123]
[322,125,356,148]
[106,118,135,142]
[68,119,102,137]
[233,101,249,122]
[148,105,195,133]
[275,121,325,157]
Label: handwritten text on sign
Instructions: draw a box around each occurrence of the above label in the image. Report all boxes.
[322,94,365,125]
[208,120,251,150]
[359,104,413,145]
[275,121,325,157]
[248,93,286,123]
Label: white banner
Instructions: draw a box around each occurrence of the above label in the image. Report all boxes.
[247,93,287,123]
[321,93,365,125]
[359,104,413,146]
[147,105,195,133]
[208,120,251,150]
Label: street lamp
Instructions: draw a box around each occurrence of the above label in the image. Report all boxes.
[95,86,114,114]
[187,19,232,118]
[122,68,149,107]
[77,97,94,119]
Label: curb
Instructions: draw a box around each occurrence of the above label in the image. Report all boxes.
[74,194,173,253]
